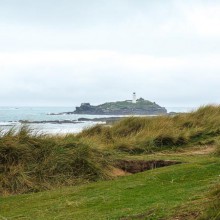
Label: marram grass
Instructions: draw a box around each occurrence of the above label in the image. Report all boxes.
[1,105,220,195]
[78,105,220,152]
[0,105,220,219]
[0,126,111,195]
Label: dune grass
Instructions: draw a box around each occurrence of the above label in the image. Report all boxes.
[0,127,111,195]
[1,105,220,196]
[78,105,220,153]
[1,105,220,219]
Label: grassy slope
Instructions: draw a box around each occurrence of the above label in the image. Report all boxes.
[1,106,220,219]
[1,148,219,220]
[0,128,111,195]
[78,106,220,153]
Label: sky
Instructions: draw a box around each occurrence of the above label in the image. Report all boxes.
[0,0,220,107]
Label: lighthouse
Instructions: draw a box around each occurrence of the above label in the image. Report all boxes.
[132,92,136,104]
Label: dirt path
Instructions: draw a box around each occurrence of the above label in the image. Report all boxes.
[158,145,216,156]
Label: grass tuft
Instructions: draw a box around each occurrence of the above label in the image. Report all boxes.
[78,105,220,153]
[0,127,111,195]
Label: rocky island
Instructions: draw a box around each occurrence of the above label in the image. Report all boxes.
[74,98,167,115]
[19,98,167,125]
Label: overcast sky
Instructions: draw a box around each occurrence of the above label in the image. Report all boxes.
[0,0,220,107]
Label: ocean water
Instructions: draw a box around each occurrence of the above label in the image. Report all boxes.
[0,106,195,134]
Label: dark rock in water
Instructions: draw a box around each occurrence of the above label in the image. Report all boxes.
[0,124,13,127]
[19,120,82,124]
[47,113,63,115]
[78,117,125,124]
[47,112,74,115]
[74,98,167,115]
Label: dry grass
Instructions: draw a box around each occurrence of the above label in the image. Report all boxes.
[78,105,220,153]
[0,126,111,195]
[1,105,220,196]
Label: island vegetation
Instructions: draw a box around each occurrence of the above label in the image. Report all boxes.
[0,105,220,219]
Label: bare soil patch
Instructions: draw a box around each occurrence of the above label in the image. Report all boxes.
[115,160,181,174]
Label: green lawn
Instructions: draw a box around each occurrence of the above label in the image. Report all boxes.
[1,152,220,220]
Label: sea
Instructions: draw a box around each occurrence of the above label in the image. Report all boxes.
[0,106,195,134]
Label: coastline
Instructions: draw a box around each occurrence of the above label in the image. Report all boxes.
[0,106,193,134]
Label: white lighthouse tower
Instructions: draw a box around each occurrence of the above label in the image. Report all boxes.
[132,92,136,104]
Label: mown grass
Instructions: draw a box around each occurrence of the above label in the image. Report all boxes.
[0,153,219,220]
[199,185,220,220]
[198,144,220,220]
